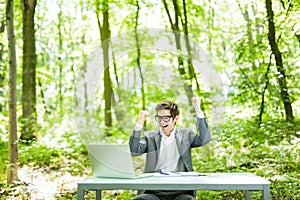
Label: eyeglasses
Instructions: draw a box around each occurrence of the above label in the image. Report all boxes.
[155,115,173,122]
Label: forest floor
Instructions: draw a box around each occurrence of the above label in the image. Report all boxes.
[4,165,82,199]
[2,164,139,199]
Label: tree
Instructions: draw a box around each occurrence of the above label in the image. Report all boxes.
[134,0,145,110]
[265,0,294,122]
[57,5,64,117]
[162,0,200,105]
[6,0,19,184]
[134,0,148,129]
[0,20,4,113]
[20,0,37,142]
[95,0,113,134]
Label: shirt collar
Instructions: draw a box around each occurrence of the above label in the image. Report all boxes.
[160,126,177,138]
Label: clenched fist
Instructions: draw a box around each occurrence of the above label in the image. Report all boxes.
[137,110,148,126]
[192,96,202,113]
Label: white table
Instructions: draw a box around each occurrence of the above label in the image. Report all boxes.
[76,173,270,200]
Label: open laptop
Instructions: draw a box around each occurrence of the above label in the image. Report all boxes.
[86,143,152,179]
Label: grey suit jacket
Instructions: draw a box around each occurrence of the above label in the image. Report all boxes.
[129,118,211,173]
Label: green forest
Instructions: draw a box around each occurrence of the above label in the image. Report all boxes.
[1,0,299,199]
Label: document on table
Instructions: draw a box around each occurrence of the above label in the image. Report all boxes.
[153,171,205,177]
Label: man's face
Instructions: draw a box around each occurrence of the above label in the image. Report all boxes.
[156,109,178,136]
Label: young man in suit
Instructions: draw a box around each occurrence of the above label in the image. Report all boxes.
[129,97,211,200]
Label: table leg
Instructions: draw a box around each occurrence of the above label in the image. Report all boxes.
[245,190,251,200]
[263,185,270,200]
[76,185,84,200]
[96,190,101,200]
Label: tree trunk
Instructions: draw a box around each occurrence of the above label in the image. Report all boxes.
[21,0,37,142]
[57,8,63,117]
[265,0,294,122]
[103,1,112,132]
[134,0,147,129]
[96,0,112,134]
[0,22,4,113]
[258,57,271,123]
[162,0,194,103]
[182,0,201,96]
[134,0,145,110]
[6,0,19,184]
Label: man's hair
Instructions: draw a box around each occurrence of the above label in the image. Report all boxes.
[155,100,180,118]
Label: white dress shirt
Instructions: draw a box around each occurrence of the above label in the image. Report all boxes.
[155,127,180,172]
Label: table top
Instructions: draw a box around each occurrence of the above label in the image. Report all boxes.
[77,172,270,191]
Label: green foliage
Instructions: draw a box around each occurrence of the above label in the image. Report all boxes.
[229,0,300,120]
[2,0,300,199]
[0,132,89,182]
[17,141,88,175]
[0,141,8,182]
[193,118,300,199]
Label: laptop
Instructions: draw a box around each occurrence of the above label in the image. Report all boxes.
[86,143,151,179]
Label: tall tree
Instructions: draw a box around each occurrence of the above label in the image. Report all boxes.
[6,0,19,184]
[57,6,63,117]
[181,0,200,94]
[20,0,37,142]
[0,22,4,113]
[0,17,5,113]
[134,0,145,110]
[95,0,113,134]
[162,0,200,104]
[265,0,294,122]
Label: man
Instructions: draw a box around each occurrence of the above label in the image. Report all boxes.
[129,97,211,200]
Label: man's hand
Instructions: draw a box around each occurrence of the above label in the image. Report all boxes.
[192,96,202,112]
[137,110,148,125]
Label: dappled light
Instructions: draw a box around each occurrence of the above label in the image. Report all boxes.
[1,0,299,199]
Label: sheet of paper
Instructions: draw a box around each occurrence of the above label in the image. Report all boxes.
[153,171,204,177]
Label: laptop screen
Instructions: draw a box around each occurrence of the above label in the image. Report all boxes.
[86,143,137,179]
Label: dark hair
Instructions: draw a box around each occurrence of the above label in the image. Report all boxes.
[155,100,179,118]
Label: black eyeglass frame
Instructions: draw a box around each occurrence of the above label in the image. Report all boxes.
[155,115,173,122]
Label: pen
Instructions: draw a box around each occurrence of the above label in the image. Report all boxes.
[159,171,169,175]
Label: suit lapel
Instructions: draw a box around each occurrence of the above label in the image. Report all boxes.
[153,131,161,167]
[175,129,183,155]
[154,131,161,150]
